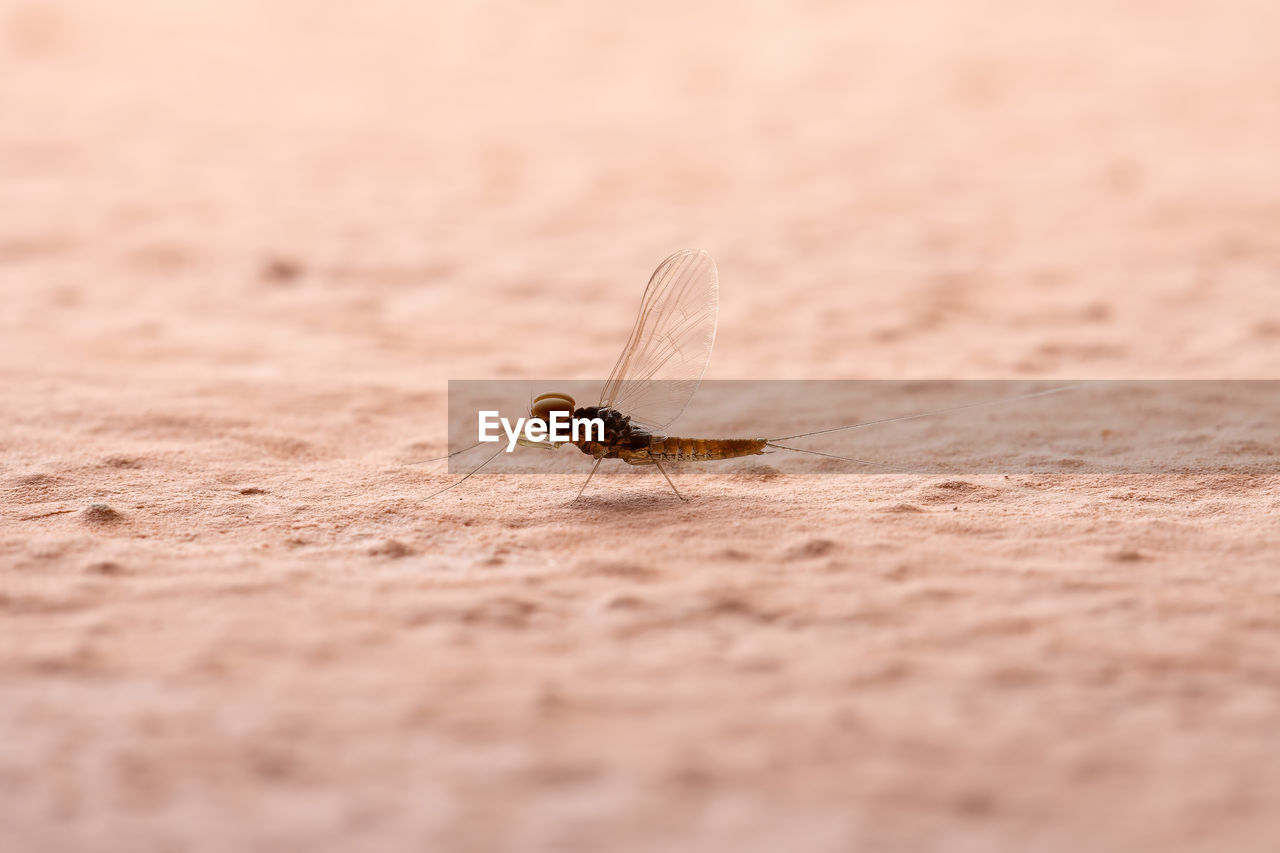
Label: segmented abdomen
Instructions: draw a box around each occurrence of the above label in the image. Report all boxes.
[646,436,767,461]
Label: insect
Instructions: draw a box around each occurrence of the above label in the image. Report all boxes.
[425,249,1076,502]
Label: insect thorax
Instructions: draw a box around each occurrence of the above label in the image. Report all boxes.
[572,406,654,456]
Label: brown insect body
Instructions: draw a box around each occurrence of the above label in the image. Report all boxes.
[431,250,874,503]
[572,405,767,465]
[424,251,1080,503]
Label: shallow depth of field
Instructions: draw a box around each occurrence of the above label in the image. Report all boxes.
[3,2,1279,851]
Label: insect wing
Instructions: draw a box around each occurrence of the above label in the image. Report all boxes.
[599,249,718,431]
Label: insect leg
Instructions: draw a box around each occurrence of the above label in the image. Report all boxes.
[421,445,506,503]
[653,459,687,502]
[407,440,486,466]
[573,458,603,502]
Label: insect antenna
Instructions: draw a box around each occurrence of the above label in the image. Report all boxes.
[772,382,1088,442]
[421,445,506,502]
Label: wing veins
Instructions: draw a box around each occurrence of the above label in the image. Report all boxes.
[598,250,718,431]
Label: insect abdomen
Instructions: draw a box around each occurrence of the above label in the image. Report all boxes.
[647,436,767,461]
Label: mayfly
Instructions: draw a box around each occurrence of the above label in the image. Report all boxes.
[425,249,1075,502]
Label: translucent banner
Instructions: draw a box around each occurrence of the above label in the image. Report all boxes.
[440,380,1278,476]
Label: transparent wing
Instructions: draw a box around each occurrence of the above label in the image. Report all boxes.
[599,249,718,431]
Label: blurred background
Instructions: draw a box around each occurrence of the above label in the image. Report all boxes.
[5,0,1277,389]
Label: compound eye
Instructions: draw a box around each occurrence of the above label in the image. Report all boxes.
[531,393,575,422]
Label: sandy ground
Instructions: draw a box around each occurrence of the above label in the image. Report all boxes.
[3,1,1280,850]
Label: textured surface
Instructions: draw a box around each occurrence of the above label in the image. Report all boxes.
[3,2,1279,850]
